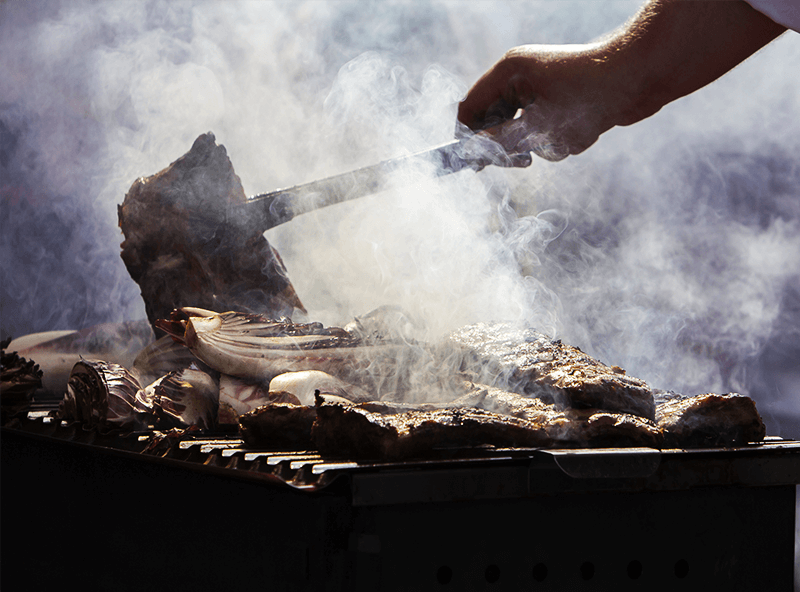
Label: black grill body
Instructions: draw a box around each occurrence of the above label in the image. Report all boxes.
[2,419,798,592]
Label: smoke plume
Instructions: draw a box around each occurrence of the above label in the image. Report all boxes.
[2,0,799,430]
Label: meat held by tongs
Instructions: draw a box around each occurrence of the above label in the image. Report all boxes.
[118,133,305,333]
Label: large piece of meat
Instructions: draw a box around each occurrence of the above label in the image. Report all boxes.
[656,392,766,447]
[446,322,655,420]
[118,132,304,331]
[239,383,663,458]
[463,383,663,448]
[312,392,553,460]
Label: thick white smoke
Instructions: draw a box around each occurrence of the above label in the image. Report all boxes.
[2,0,799,424]
[2,1,800,585]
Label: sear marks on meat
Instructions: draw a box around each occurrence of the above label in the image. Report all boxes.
[237,382,379,450]
[118,132,304,332]
[239,384,662,455]
[656,393,766,448]
[446,322,655,420]
[460,383,662,449]
[547,409,663,449]
[239,400,316,449]
[312,392,552,460]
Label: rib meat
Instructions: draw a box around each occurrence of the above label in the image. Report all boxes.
[446,322,655,420]
[312,393,552,460]
[656,393,766,447]
[462,383,662,449]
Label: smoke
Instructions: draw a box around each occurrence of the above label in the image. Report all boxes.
[2,0,800,427]
[2,1,799,585]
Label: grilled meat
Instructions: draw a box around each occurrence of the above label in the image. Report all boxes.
[118,132,304,331]
[239,402,316,449]
[460,383,662,448]
[546,409,663,448]
[237,375,376,448]
[240,383,663,454]
[312,392,552,460]
[446,322,655,420]
[657,393,766,447]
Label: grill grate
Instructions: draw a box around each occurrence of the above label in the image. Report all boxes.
[3,405,800,591]
[5,410,800,501]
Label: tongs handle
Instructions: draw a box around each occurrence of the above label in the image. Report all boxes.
[233,134,531,232]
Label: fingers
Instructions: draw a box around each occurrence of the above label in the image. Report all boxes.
[458,57,524,130]
[459,47,604,162]
[472,102,563,162]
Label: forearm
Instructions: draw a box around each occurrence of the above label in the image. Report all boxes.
[457,0,787,159]
[602,0,787,126]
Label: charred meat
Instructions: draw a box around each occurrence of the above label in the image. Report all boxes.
[460,383,663,449]
[311,392,552,460]
[118,132,304,331]
[446,322,655,420]
[656,393,766,448]
[239,401,316,449]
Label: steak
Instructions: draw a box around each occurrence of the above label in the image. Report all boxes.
[118,133,305,332]
[239,399,316,449]
[240,384,663,455]
[656,393,766,447]
[311,393,552,460]
[446,322,655,420]
[455,383,661,448]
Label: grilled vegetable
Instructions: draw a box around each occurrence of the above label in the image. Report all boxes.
[140,368,219,430]
[268,370,371,406]
[1,337,43,421]
[157,308,401,387]
[63,360,148,430]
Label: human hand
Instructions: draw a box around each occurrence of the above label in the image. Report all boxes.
[457,1,786,163]
[457,44,623,162]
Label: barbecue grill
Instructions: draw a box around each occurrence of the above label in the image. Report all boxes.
[2,395,799,592]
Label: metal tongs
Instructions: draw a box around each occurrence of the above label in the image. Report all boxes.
[232,131,532,232]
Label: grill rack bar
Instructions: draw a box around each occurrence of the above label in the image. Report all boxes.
[5,412,800,502]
